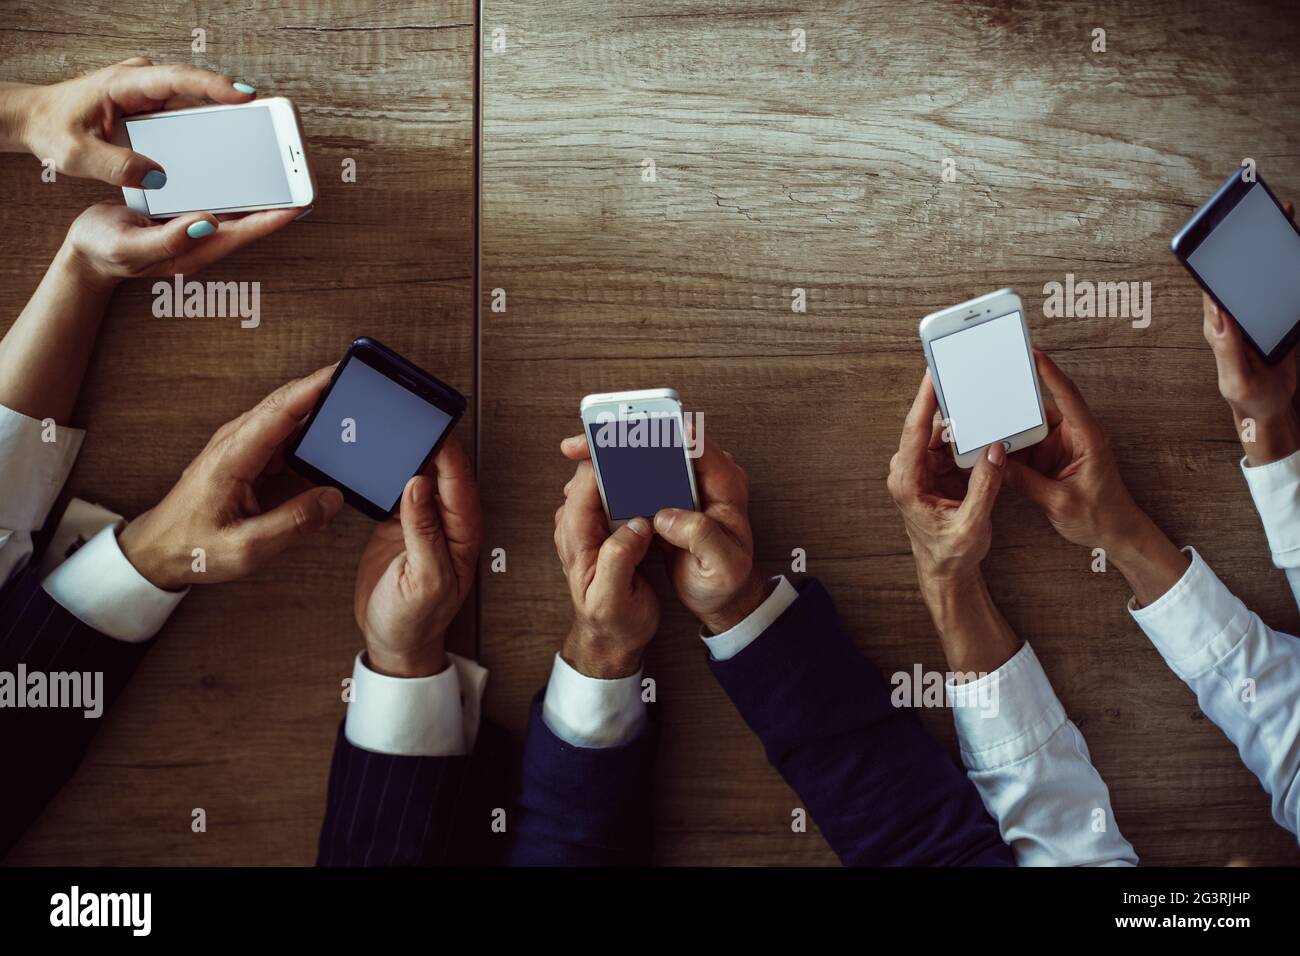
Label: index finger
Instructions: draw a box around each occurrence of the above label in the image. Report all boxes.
[556,461,610,573]
[898,370,939,472]
[223,364,337,478]
[110,63,253,113]
[1032,350,1096,430]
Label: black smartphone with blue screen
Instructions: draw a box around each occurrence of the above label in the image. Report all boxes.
[288,338,465,520]
[1172,169,1300,364]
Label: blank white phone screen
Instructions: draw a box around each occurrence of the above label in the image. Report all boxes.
[125,108,292,215]
[1187,184,1300,356]
[930,311,1042,455]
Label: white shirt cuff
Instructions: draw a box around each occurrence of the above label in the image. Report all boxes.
[344,652,487,757]
[1127,546,1247,681]
[700,575,799,661]
[0,405,84,532]
[1241,450,1300,568]
[541,653,646,748]
[41,524,187,643]
[946,643,1066,771]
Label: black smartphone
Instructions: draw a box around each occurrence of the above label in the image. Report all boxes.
[1171,168,1300,364]
[288,338,466,520]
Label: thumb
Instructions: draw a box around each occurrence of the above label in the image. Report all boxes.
[113,213,220,271]
[69,136,163,188]
[654,508,737,568]
[399,475,449,580]
[233,486,344,569]
[959,442,1006,524]
[1002,456,1059,509]
[592,517,656,593]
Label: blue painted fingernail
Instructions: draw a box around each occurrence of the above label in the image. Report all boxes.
[233,81,256,94]
[187,220,217,239]
[141,169,167,189]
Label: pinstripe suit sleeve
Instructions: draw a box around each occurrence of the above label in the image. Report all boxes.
[316,719,514,867]
[0,567,152,858]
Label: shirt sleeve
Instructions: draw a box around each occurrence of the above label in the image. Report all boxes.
[700,575,799,661]
[1129,546,1300,838]
[947,642,1137,866]
[1241,450,1300,609]
[40,524,188,643]
[540,653,647,748]
[0,405,84,588]
[343,652,488,757]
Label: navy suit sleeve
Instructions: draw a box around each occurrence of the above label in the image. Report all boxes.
[507,693,659,866]
[708,578,1014,866]
[0,567,151,858]
[317,718,513,867]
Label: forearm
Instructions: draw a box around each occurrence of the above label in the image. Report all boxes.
[0,82,37,153]
[920,570,1020,675]
[0,243,117,422]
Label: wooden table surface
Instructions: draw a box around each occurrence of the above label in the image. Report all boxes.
[4,0,1300,866]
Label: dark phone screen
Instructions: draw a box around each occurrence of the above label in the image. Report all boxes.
[1187,184,1300,355]
[295,357,453,512]
[587,415,695,520]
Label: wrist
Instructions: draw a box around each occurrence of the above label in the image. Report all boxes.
[117,514,187,592]
[57,239,121,295]
[364,643,448,680]
[1104,511,1190,608]
[0,82,38,153]
[699,571,770,635]
[561,624,643,679]
[1233,406,1300,467]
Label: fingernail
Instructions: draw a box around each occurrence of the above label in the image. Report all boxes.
[186,220,217,239]
[628,517,651,536]
[654,511,675,533]
[140,169,167,190]
[233,81,256,94]
[321,487,344,515]
[561,435,581,448]
[410,476,426,505]
[1210,305,1225,333]
[987,441,1007,465]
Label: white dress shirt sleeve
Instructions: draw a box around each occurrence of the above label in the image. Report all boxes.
[41,523,188,642]
[1129,546,1300,838]
[1241,450,1300,608]
[0,405,84,588]
[947,642,1137,866]
[344,652,488,757]
[541,653,647,748]
[700,575,799,662]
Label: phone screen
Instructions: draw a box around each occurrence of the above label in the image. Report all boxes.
[124,107,292,215]
[586,414,695,520]
[294,357,454,513]
[1187,184,1300,356]
[930,310,1042,455]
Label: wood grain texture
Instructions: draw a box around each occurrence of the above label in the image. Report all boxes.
[0,0,476,864]
[478,0,1300,864]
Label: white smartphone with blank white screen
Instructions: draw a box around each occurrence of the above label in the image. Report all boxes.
[114,97,315,218]
[919,289,1048,469]
[580,389,700,524]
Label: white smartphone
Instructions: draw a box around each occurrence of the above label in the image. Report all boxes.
[114,97,316,218]
[919,288,1049,469]
[580,388,700,524]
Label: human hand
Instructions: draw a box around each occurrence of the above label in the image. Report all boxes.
[887,371,1007,593]
[5,57,256,188]
[553,455,659,678]
[559,432,767,636]
[118,365,344,591]
[1201,202,1300,466]
[353,438,482,679]
[63,202,298,290]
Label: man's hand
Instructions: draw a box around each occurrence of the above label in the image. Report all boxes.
[1002,350,1189,606]
[1201,202,1300,466]
[887,370,1007,592]
[560,432,767,636]
[64,202,297,290]
[3,58,256,188]
[554,457,659,678]
[118,365,344,590]
[354,438,481,679]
